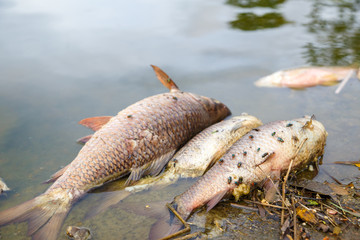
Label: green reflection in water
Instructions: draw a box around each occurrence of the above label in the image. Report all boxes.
[229,12,289,31]
[226,0,286,9]
[303,0,360,66]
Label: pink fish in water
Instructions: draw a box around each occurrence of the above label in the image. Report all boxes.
[0,66,231,240]
[152,116,327,239]
[255,66,359,88]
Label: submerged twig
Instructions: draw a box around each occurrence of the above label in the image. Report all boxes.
[292,196,298,240]
[243,200,287,210]
[160,203,191,240]
[335,69,355,94]
[281,138,308,225]
[230,203,258,211]
[328,201,360,218]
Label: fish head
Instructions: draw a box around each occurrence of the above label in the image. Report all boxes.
[190,93,231,123]
[289,115,328,168]
[254,70,284,87]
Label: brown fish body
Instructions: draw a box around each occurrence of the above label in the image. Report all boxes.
[0,66,230,240]
[169,117,327,227]
[48,90,229,197]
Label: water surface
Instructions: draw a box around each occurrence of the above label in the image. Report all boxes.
[0,0,359,239]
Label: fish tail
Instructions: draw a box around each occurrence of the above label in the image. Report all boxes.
[0,191,72,240]
[149,198,191,240]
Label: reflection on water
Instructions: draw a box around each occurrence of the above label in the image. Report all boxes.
[0,0,360,239]
[230,12,289,31]
[227,0,289,31]
[226,0,286,9]
[303,0,360,66]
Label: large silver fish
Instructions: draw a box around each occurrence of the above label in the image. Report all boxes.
[0,66,231,240]
[89,114,262,217]
[153,116,327,239]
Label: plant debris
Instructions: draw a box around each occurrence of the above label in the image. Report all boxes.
[232,176,360,240]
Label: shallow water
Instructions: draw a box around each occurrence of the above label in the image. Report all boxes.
[0,0,359,239]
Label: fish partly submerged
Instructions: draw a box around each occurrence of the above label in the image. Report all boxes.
[0,65,231,240]
[255,66,359,88]
[89,114,262,217]
[153,116,327,239]
[0,177,10,194]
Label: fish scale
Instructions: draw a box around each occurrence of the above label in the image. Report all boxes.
[48,91,221,194]
[164,117,327,239]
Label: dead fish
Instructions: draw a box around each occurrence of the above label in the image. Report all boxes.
[0,65,231,240]
[255,66,359,88]
[89,114,262,217]
[66,226,92,240]
[0,178,10,194]
[152,116,327,239]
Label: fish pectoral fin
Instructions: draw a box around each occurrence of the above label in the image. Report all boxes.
[151,65,180,92]
[229,120,246,133]
[76,134,93,144]
[78,116,113,131]
[125,150,176,186]
[263,179,280,203]
[43,164,70,184]
[203,151,224,175]
[206,190,228,212]
[319,74,341,86]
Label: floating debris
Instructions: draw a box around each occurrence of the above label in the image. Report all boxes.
[66,226,92,240]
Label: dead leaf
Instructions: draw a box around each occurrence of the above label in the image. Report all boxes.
[318,223,329,232]
[333,226,341,235]
[326,209,337,215]
[325,182,349,196]
[292,180,334,196]
[334,161,360,168]
[281,217,291,234]
[296,207,318,225]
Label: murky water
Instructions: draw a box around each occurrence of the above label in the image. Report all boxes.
[0,0,359,239]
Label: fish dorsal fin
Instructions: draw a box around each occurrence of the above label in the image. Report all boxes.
[43,164,70,184]
[76,134,93,144]
[150,65,179,92]
[78,116,113,131]
[206,190,228,212]
[125,150,176,186]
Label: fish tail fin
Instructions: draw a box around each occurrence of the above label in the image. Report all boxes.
[0,192,72,240]
[149,200,191,240]
[87,173,178,219]
[150,65,180,92]
[86,190,132,219]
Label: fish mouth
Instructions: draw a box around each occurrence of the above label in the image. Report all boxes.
[295,115,328,137]
[255,71,283,87]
